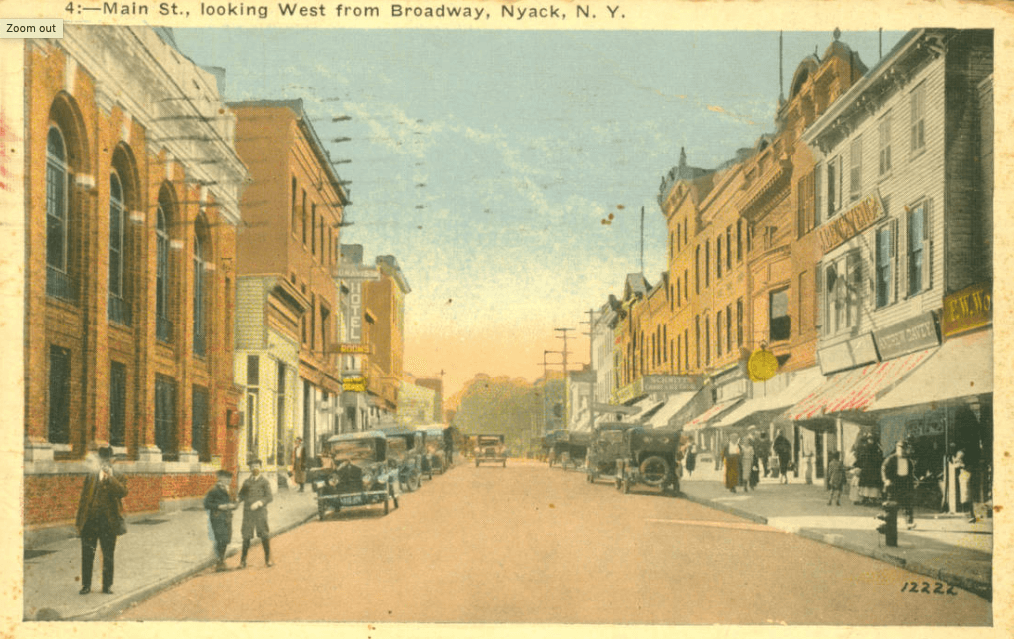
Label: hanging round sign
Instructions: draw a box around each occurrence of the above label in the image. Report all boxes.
[747,348,779,382]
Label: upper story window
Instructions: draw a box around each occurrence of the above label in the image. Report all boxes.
[193,217,210,357]
[769,287,791,342]
[291,176,298,235]
[826,155,840,217]
[736,220,743,262]
[155,194,173,343]
[725,226,732,271]
[879,112,893,175]
[695,246,701,295]
[716,236,723,279]
[704,240,710,288]
[910,83,926,154]
[823,251,862,335]
[108,171,128,325]
[849,136,863,201]
[907,202,927,296]
[875,222,896,308]
[46,126,72,301]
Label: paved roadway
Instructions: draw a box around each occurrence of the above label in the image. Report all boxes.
[117,459,991,625]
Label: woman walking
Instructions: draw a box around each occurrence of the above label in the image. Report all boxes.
[740,436,756,492]
[722,434,742,493]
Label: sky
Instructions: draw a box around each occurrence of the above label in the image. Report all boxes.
[173,27,906,399]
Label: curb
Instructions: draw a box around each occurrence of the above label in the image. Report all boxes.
[679,491,992,602]
[63,508,319,621]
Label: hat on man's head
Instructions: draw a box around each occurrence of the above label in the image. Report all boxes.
[216,469,233,479]
[249,459,263,467]
[98,446,114,460]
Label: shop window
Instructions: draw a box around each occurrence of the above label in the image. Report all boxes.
[769,288,791,342]
[48,345,71,445]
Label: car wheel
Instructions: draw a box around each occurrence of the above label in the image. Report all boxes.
[639,455,670,487]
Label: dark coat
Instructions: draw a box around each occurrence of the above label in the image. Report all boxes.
[203,484,234,544]
[75,469,128,535]
[882,453,916,491]
[773,435,791,461]
[856,441,884,488]
[239,474,273,534]
[826,459,847,489]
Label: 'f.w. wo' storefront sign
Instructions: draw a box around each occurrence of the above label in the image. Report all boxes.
[818,192,885,254]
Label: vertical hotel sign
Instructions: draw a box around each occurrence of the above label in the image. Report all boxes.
[942,281,992,337]
[333,265,381,343]
[818,191,885,254]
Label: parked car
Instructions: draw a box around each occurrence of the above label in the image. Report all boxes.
[379,428,425,492]
[420,426,451,477]
[308,432,400,520]
[585,421,634,483]
[473,434,507,467]
[561,430,591,471]
[544,429,570,467]
[615,427,683,495]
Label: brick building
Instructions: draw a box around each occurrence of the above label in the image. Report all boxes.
[230,100,349,462]
[362,255,411,422]
[20,26,249,530]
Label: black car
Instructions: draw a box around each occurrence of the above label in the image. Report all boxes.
[562,430,591,471]
[380,428,425,492]
[420,426,451,477]
[308,432,400,520]
[585,421,634,483]
[544,429,570,467]
[615,427,683,495]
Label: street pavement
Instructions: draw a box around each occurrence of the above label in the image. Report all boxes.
[22,458,993,621]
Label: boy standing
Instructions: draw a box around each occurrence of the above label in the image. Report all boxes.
[204,470,237,571]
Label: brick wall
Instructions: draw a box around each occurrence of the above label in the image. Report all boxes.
[24,471,216,527]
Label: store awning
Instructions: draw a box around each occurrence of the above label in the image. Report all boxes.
[867,329,992,412]
[713,367,825,428]
[618,397,664,423]
[646,392,696,429]
[683,398,744,431]
[785,348,935,421]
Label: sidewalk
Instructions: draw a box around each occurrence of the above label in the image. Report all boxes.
[679,464,993,601]
[23,487,320,621]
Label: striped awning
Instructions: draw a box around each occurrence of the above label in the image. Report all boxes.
[785,348,936,421]
[682,398,744,431]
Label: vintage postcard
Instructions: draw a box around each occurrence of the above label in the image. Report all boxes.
[1,0,1009,636]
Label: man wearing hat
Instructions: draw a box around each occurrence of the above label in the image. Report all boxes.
[204,470,237,572]
[883,439,918,529]
[75,446,128,595]
[238,459,274,567]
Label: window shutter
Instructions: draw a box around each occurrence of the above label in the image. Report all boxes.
[890,218,899,304]
[924,201,932,291]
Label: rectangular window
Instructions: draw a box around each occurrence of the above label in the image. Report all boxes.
[716,236,722,279]
[736,220,743,261]
[301,190,308,245]
[704,316,711,365]
[695,247,700,295]
[276,361,286,464]
[684,270,689,301]
[695,316,701,369]
[846,252,862,327]
[684,328,689,371]
[662,325,667,363]
[827,156,838,217]
[291,177,298,234]
[726,303,732,353]
[193,386,209,462]
[850,136,863,200]
[770,288,791,342]
[311,203,317,255]
[676,279,681,308]
[814,164,823,227]
[48,345,71,444]
[109,362,126,447]
[908,203,926,296]
[726,226,733,271]
[247,354,260,387]
[876,224,894,307]
[676,335,681,374]
[716,310,723,357]
[736,298,744,346]
[879,113,893,175]
[910,84,926,153]
[704,240,710,287]
[798,272,807,333]
[155,375,176,455]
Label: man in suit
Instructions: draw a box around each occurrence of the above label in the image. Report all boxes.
[204,469,237,572]
[291,437,307,492]
[883,439,918,529]
[238,459,274,568]
[75,446,128,595]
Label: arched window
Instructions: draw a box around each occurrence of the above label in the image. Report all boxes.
[107,170,130,325]
[193,218,210,357]
[46,126,72,300]
[156,199,171,342]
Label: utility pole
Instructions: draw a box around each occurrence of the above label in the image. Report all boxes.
[538,350,564,434]
[555,327,575,430]
[583,308,596,433]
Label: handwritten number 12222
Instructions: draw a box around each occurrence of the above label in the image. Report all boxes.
[901,581,957,595]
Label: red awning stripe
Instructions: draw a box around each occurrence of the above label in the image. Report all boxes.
[785,349,934,421]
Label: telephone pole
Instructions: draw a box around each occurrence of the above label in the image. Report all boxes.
[583,308,596,432]
[555,327,575,430]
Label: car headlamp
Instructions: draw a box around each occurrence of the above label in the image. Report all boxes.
[361,472,373,486]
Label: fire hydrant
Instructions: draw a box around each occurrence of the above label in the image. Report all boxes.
[876,500,899,547]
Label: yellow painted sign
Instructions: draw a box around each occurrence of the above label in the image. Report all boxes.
[747,348,778,382]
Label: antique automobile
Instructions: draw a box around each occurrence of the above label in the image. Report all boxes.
[473,434,507,467]
[544,429,570,467]
[615,426,683,495]
[585,421,634,483]
[420,426,451,477]
[308,432,399,520]
[561,430,591,471]
[379,428,424,492]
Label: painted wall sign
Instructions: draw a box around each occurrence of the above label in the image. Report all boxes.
[818,192,885,254]
[942,281,992,337]
[642,375,703,394]
[873,312,940,361]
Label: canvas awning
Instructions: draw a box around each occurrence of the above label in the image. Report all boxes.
[867,328,992,412]
[713,367,825,428]
[617,397,664,423]
[645,392,696,429]
[682,398,744,431]
[785,348,936,421]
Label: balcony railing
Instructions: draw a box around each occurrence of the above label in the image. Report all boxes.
[157,315,173,344]
[108,295,132,327]
[46,267,75,302]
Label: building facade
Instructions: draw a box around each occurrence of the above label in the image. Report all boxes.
[362,255,411,424]
[231,100,349,462]
[22,26,249,528]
